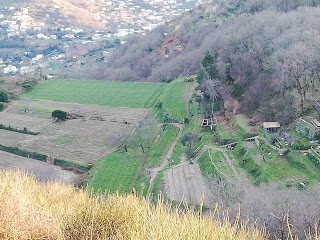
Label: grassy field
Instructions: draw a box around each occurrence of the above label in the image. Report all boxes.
[146,125,179,167]
[26,79,166,108]
[87,124,180,195]
[231,140,320,186]
[158,80,197,121]
[86,150,144,194]
[198,150,233,177]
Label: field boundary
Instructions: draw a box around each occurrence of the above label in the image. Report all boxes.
[0,144,90,172]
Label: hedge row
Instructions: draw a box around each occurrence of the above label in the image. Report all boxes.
[0,124,39,135]
[0,144,89,172]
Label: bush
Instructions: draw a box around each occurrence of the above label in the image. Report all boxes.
[0,89,9,103]
[0,103,4,111]
[22,79,38,92]
[52,110,67,121]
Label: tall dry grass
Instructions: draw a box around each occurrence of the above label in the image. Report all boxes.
[0,171,265,240]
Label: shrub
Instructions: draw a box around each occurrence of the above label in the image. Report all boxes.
[22,79,38,92]
[0,89,9,102]
[52,110,67,121]
[0,103,4,111]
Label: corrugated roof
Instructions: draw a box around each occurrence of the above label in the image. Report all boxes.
[262,122,280,129]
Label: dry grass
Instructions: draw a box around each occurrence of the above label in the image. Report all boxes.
[0,171,265,240]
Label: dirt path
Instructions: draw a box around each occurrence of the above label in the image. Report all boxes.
[146,123,183,197]
[193,145,241,181]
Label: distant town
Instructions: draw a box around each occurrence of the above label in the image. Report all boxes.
[0,0,205,77]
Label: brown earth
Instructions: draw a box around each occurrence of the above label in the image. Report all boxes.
[163,159,215,207]
[0,151,81,185]
[0,100,148,164]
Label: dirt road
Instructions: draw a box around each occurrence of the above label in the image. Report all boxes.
[146,123,183,196]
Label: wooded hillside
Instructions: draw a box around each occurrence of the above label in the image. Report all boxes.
[103,0,320,124]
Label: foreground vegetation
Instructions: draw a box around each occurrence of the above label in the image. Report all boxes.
[0,171,265,240]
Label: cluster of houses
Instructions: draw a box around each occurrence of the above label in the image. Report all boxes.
[0,1,207,77]
[98,0,205,34]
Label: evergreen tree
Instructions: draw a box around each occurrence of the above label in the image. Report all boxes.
[201,51,218,79]
[196,64,209,84]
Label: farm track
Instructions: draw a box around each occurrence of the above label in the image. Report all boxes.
[146,123,183,197]
[193,145,241,181]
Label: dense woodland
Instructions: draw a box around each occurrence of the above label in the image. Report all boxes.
[102,0,320,124]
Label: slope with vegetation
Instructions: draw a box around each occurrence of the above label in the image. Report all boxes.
[0,171,265,240]
[102,0,320,125]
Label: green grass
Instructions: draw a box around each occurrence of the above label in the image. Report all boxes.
[158,80,197,121]
[146,125,179,167]
[87,150,144,194]
[151,170,164,199]
[86,124,179,194]
[26,79,166,108]
[198,151,218,176]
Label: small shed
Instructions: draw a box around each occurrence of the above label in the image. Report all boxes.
[262,122,280,133]
[201,117,218,131]
[296,117,320,139]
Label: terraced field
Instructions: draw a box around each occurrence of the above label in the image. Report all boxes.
[163,160,214,207]
[0,151,81,185]
[26,79,166,108]
[86,150,144,194]
[0,100,148,164]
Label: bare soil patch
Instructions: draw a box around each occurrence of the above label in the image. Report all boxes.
[163,160,215,207]
[0,100,148,164]
[0,151,81,185]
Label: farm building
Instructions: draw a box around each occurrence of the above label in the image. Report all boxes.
[262,122,280,133]
[295,117,320,139]
[201,117,218,131]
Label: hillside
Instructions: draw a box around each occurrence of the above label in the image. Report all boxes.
[0,170,265,239]
[102,0,320,124]
[0,0,104,30]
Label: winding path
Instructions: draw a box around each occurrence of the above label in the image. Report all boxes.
[193,145,240,181]
[146,123,183,197]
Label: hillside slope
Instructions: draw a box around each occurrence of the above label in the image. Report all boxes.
[1,0,104,30]
[102,0,320,124]
[103,0,320,82]
[0,171,264,239]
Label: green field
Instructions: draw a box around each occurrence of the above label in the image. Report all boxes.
[27,79,166,108]
[146,125,179,167]
[87,150,144,194]
[158,80,197,121]
[198,150,233,177]
[86,124,180,194]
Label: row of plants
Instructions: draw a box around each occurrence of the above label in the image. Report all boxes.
[235,146,264,185]
[307,153,320,169]
[0,144,89,172]
[0,124,39,135]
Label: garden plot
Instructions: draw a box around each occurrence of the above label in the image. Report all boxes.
[0,100,148,164]
[0,151,81,185]
[163,160,215,207]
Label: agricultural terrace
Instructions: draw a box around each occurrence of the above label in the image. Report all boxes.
[0,151,81,185]
[86,124,181,195]
[157,79,197,121]
[0,100,148,166]
[86,150,144,194]
[26,79,166,108]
